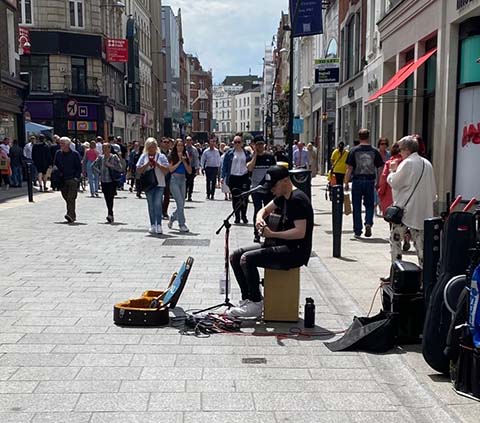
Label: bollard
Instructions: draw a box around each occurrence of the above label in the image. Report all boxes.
[331,185,344,258]
[26,162,33,203]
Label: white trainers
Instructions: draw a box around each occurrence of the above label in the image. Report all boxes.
[149,225,156,234]
[226,300,263,319]
[179,224,190,233]
[156,224,163,234]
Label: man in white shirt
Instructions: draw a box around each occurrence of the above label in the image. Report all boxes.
[292,142,310,169]
[200,138,221,200]
[387,135,437,266]
[0,138,10,155]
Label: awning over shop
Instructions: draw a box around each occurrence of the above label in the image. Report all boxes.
[368,48,437,103]
[25,121,54,138]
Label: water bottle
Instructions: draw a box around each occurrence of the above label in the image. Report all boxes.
[469,265,480,348]
[304,297,315,328]
[219,270,230,295]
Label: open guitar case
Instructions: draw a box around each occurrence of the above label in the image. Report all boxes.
[113,257,194,326]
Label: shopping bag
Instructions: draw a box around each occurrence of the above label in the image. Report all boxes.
[344,193,352,215]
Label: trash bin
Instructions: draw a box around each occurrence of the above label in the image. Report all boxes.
[289,169,311,199]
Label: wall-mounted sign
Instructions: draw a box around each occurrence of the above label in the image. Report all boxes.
[106,38,128,63]
[293,118,304,134]
[19,26,30,55]
[314,58,340,88]
[66,99,78,118]
[67,121,98,132]
[289,0,323,37]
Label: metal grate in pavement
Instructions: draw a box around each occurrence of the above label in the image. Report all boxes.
[162,239,211,247]
[242,358,267,364]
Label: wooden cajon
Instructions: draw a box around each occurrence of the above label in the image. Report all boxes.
[263,267,300,322]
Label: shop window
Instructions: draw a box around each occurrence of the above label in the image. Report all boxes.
[71,57,87,94]
[459,35,480,85]
[20,55,49,92]
[19,0,33,25]
[70,0,85,29]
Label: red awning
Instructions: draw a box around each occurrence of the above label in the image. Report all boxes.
[368,48,437,103]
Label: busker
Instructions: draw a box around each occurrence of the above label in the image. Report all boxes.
[247,135,276,242]
[227,165,314,319]
[54,137,82,223]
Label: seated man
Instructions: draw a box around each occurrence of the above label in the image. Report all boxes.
[227,165,314,318]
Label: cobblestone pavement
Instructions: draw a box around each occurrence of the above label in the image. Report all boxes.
[0,177,478,422]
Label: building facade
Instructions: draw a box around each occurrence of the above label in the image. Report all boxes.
[212,85,232,142]
[233,86,262,135]
[188,55,212,142]
[150,0,164,139]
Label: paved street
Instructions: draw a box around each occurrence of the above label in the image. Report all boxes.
[0,177,479,423]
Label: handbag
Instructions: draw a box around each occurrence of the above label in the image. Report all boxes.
[107,155,122,182]
[384,161,425,225]
[344,193,352,215]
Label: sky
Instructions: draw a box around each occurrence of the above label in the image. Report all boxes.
[163,0,290,84]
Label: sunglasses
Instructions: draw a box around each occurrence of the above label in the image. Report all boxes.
[234,141,242,144]
[380,143,388,146]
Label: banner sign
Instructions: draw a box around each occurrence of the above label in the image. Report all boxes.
[106,38,128,63]
[314,58,340,87]
[183,112,193,124]
[289,0,323,37]
[19,26,30,55]
[293,118,304,134]
[455,86,480,199]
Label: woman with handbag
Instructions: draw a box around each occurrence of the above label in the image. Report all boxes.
[136,137,169,234]
[93,143,123,224]
[330,142,348,185]
[167,139,192,233]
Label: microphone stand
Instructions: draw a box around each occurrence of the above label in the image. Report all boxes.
[193,193,249,314]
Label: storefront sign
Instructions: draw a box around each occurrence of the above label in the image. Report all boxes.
[455,86,480,199]
[19,27,30,55]
[289,0,323,37]
[68,121,98,132]
[106,38,129,63]
[457,0,475,10]
[25,101,54,120]
[314,58,340,87]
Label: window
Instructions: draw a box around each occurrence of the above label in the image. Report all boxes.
[255,97,260,106]
[20,55,49,92]
[19,0,33,25]
[200,100,205,111]
[200,120,205,131]
[71,57,87,94]
[70,0,85,28]
[254,108,260,118]
[7,10,16,76]
[343,13,362,81]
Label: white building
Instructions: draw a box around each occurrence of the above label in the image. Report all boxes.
[233,87,262,134]
[213,85,232,142]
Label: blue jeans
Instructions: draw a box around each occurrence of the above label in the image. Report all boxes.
[351,178,375,235]
[169,174,186,226]
[86,161,98,195]
[145,186,164,226]
[10,165,23,187]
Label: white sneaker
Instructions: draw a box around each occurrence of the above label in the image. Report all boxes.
[149,225,156,234]
[179,224,190,233]
[156,224,163,234]
[168,216,174,229]
[226,300,263,319]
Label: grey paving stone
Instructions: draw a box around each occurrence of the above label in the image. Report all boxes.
[0,344,55,354]
[203,368,311,380]
[202,392,254,411]
[129,354,176,367]
[75,393,149,412]
[119,380,186,393]
[186,380,235,393]
[310,368,373,380]
[184,411,276,423]
[320,393,396,411]
[122,344,193,354]
[0,393,79,412]
[14,317,79,326]
[318,355,366,369]
[347,411,415,423]
[40,326,108,334]
[35,380,121,394]
[0,412,34,423]
[10,367,80,381]
[139,367,203,380]
[69,353,133,367]
[89,412,183,423]
[235,379,383,393]
[254,392,325,411]
[52,344,125,354]
[0,381,38,394]
[19,334,89,344]
[0,353,75,367]
[0,367,18,380]
[86,334,142,345]
[139,334,182,345]
[275,411,351,423]
[0,334,24,344]
[149,392,201,411]
[31,412,92,423]
[75,367,142,381]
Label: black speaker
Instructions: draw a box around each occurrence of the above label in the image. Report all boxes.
[390,260,422,294]
[423,217,443,306]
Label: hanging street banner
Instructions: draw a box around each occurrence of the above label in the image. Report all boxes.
[314,58,340,88]
[293,118,304,134]
[106,38,129,63]
[289,0,323,38]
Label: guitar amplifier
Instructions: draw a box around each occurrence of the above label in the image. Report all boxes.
[389,260,422,294]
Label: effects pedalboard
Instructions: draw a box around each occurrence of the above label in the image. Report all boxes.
[184,313,242,334]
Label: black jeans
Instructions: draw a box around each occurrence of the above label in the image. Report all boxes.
[228,174,250,220]
[333,172,345,185]
[186,167,196,198]
[230,244,304,302]
[252,192,273,237]
[102,182,116,216]
[205,167,218,198]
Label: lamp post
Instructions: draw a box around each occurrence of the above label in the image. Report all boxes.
[287,0,302,169]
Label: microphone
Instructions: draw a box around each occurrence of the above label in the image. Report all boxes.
[233,185,267,198]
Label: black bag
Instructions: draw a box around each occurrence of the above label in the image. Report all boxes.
[325,310,396,353]
[140,168,158,192]
[384,161,425,224]
[50,166,64,189]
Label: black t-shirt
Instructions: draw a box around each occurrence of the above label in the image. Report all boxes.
[273,189,314,265]
[346,144,384,179]
[251,153,276,187]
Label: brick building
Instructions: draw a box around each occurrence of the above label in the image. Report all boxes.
[188,55,212,142]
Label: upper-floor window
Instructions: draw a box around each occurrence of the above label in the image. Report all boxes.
[19,0,33,25]
[71,56,87,94]
[255,97,260,106]
[20,55,50,92]
[70,0,85,29]
[342,13,361,82]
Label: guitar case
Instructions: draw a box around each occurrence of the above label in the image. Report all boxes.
[422,212,476,374]
[113,257,194,326]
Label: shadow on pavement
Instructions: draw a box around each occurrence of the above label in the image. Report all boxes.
[53,221,88,226]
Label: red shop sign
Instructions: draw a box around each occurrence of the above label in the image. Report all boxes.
[106,38,128,63]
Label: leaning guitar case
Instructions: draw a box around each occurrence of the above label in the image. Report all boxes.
[423,212,476,373]
[113,257,194,326]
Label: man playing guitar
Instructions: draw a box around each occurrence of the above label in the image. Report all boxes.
[227,165,314,318]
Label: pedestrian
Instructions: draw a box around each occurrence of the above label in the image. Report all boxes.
[386,136,437,266]
[8,139,23,188]
[54,137,82,223]
[93,143,123,223]
[274,145,288,163]
[344,128,384,238]
[185,136,199,202]
[23,135,38,185]
[292,141,309,169]
[330,142,348,185]
[377,142,401,217]
[377,137,391,163]
[247,135,276,242]
[159,137,171,218]
[128,141,143,198]
[32,134,52,191]
[0,148,11,190]
[95,136,103,154]
[136,137,169,234]
[201,137,221,200]
[85,140,99,197]
[306,143,318,177]
[0,137,10,155]
[219,146,231,200]
[168,139,192,233]
[221,134,252,224]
